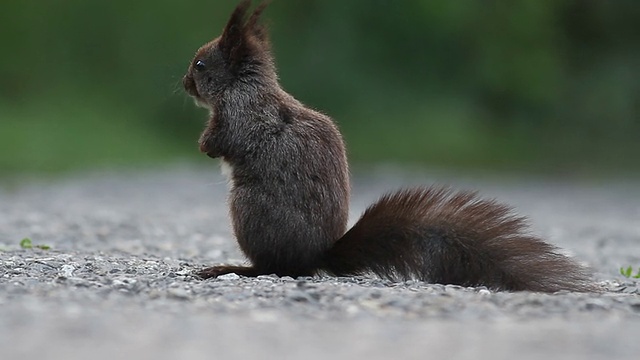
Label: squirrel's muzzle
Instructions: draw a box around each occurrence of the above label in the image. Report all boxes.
[182,74,198,98]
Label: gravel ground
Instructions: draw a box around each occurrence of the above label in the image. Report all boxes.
[1,165,639,360]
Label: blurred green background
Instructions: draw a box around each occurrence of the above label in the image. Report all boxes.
[1,0,638,177]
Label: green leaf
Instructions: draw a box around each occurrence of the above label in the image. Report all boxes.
[35,244,51,250]
[625,266,633,277]
[19,238,33,249]
[619,266,640,278]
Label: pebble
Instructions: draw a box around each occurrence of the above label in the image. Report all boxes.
[217,273,241,281]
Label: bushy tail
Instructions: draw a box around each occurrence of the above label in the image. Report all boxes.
[322,187,596,292]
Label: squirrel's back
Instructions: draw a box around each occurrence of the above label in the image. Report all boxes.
[227,93,350,276]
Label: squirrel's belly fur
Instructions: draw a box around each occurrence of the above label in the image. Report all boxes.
[183,0,597,292]
[219,160,234,182]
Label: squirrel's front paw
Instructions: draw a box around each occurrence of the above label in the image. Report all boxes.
[198,131,220,159]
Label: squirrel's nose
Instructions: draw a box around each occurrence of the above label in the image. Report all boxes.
[183,74,197,96]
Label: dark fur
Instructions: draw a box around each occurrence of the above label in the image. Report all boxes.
[183,1,596,292]
[325,188,594,292]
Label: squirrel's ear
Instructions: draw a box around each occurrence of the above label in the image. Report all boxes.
[245,0,271,42]
[219,0,252,61]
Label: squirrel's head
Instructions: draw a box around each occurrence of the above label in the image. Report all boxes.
[183,0,274,110]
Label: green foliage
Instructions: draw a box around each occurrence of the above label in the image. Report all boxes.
[620,266,640,279]
[19,238,33,249]
[19,238,51,250]
[0,0,638,175]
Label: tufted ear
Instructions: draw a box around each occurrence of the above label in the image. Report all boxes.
[245,0,271,42]
[219,0,252,62]
[219,1,271,64]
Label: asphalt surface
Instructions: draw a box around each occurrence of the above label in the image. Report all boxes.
[1,165,639,360]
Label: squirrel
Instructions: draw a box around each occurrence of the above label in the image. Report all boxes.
[182,0,595,292]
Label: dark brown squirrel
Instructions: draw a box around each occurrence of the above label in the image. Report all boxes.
[182,0,595,292]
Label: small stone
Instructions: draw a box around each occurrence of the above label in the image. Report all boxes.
[287,290,315,303]
[175,269,191,276]
[256,275,277,280]
[217,273,240,280]
[167,288,190,300]
[59,264,75,278]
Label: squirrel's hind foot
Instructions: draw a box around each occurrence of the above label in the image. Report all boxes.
[196,265,261,279]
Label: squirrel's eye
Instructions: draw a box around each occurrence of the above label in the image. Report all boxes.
[194,60,206,71]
